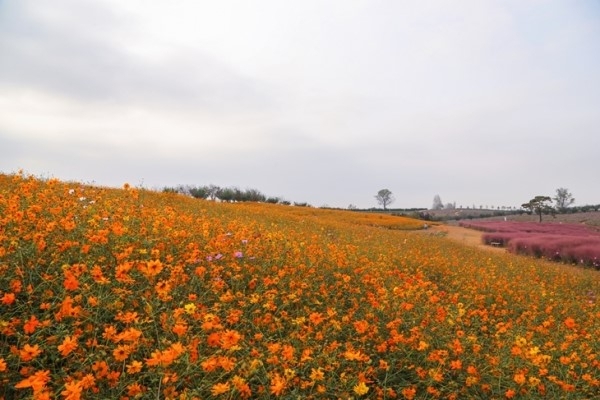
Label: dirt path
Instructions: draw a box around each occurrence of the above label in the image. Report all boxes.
[423,224,506,253]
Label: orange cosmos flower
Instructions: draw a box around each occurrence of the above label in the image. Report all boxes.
[561,383,575,392]
[207,332,221,347]
[126,360,143,374]
[353,320,370,334]
[281,344,294,361]
[514,373,526,385]
[220,329,242,350]
[57,335,78,356]
[145,259,163,276]
[56,296,81,320]
[90,265,109,284]
[154,280,172,298]
[172,322,187,337]
[202,313,222,331]
[401,387,417,399]
[63,271,79,291]
[218,356,236,372]
[115,311,139,324]
[169,342,186,358]
[145,343,184,368]
[269,373,286,396]
[344,349,368,362]
[379,359,390,371]
[116,327,142,343]
[87,295,99,307]
[8,279,22,295]
[308,312,325,326]
[417,340,429,351]
[80,374,95,390]
[127,383,144,397]
[110,221,125,236]
[510,346,522,356]
[102,325,118,342]
[450,359,462,370]
[300,348,313,362]
[563,317,576,330]
[450,338,463,354]
[232,375,252,398]
[145,350,164,367]
[310,367,325,381]
[14,370,51,392]
[0,357,6,372]
[23,315,41,335]
[211,382,231,396]
[106,370,121,387]
[428,369,444,382]
[1,292,16,305]
[201,356,219,372]
[465,376,478,387]
[19,344,42,362]
[61,380,83,400]
[113,344,132,362]
[91,360,109,376]
[528,376,541,387]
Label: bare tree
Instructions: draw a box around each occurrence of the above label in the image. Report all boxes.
[375,189,395,210]
[553,187,575,211]
[432,195,443,210]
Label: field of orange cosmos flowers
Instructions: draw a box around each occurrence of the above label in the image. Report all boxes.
[1,172,599,399]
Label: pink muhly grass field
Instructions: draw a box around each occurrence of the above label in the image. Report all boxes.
[460,221,600,269]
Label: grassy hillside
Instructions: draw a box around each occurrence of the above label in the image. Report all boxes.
[0,173,599,399]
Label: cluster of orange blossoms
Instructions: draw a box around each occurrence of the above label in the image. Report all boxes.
[0,172,599,399]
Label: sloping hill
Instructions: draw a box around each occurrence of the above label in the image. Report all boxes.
[1,173,599,399]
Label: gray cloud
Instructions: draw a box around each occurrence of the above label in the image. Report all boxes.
[1,0,599,208]
[0,1,274,115]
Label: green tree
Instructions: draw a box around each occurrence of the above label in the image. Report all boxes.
[375,189,395,210]
[521,196,554,222]
[553,187,575,211]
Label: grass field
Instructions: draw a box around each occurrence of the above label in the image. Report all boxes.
[1,173,599,399]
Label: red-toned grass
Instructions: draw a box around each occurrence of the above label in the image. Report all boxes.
[461,221,600,269]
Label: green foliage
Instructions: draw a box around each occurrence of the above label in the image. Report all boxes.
[522,196,555,222]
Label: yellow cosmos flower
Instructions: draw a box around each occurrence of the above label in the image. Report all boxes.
[353,381,369,396]
[184,303,196,314]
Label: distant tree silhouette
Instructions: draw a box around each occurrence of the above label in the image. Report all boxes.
[553,188,575,211]
[432,195,443,210]
[375,189,395,210]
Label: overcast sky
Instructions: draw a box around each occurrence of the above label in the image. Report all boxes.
[1,0,599,209]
